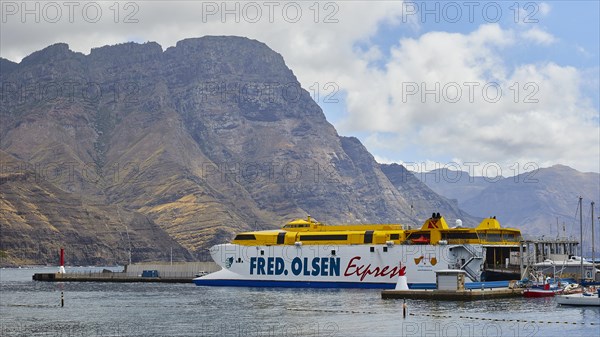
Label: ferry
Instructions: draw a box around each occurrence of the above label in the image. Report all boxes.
[193,214,523,289]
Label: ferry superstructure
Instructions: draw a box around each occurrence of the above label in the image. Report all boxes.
[193,214,523,289]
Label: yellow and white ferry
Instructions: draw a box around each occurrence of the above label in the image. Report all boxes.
[193,213,523,289]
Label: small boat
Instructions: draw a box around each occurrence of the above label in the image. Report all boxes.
[523,288,559,298]
[411,235,430,244]
[523,277,562,298]
[556,292,600,306]
[561,283,583,294]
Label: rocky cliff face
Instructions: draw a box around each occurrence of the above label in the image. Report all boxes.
[1,37,472,265]
[0,151,192,265]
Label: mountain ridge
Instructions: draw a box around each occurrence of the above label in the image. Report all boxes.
[416,165,600,249]
[1,36,474,265]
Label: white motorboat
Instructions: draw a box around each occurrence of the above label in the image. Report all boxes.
[556,292,600,306]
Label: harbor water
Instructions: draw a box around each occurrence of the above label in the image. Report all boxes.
[1,267,598,337]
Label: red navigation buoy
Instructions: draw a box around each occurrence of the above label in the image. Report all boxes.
[59,247,66,274]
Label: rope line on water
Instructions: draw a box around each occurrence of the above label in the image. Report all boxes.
[285,308,597,326]
[286,307,378,314]
[413,313,597,326]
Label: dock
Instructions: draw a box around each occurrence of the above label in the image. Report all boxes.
[32,262,219,283]
[381,287,523,300]
[383,270,523,300]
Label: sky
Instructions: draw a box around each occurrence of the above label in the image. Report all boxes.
[1,0,599,176]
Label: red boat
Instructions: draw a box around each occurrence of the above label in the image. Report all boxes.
[523,284,561,298]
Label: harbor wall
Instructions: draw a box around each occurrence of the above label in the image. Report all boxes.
[123,262,220,278]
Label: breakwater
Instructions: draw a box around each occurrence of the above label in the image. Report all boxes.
[32,262,219,283]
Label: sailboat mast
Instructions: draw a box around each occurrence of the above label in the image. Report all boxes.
[579,196,583,281]
[592,201,595,272]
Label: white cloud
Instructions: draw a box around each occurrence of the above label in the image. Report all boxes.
[576,45,593,58]
[1,1,597,174]
[539,3,552,16]
[373,155,395,165]
[339,24,599,173]
[522,27,556,45]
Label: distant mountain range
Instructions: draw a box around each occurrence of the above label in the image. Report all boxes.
[379,163,478,227]
[416,165,600,249]
[0,37,471,266]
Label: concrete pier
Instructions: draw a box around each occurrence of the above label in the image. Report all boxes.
[32,273,194,283]
[33,262,219,283]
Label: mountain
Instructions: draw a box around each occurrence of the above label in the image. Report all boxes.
[380,164,479,227]
[0,150,192,265]
[0,37,470,266]
[417,165,600,239]
[413,168,493,202]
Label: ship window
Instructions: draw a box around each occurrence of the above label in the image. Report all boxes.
[234,234,256,240]
[383,247,388,252]
[284,224,310,228]
[370,247,375,253]
[390,234,400,240]
[331,250,336,256]
[277,232,286,244]
[260,250,264,256]
[300,234,348,241]
[486,234,503,242]
[443,233,479,240]
[364,231,374,244]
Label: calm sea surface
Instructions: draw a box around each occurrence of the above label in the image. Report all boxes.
[1,267,598,337]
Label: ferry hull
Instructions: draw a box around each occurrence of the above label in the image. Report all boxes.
[193,243,510,289]
[192,274,509,289]
[193,277,397,289]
